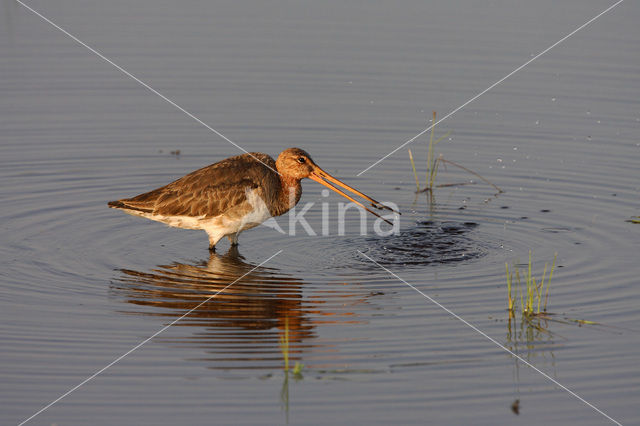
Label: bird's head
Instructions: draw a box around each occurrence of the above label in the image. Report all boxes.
[276,147,400,224]
[276,147,316,180]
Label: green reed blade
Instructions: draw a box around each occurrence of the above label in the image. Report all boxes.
[430,157,441,189]
[432,131,451,147]
[537,263,548,313]
[506,262,513,311]
[516,267,523,313]
[544,253,557,311]
[408,149,420,192]
[279,318,290,371]
[427,111,436,189]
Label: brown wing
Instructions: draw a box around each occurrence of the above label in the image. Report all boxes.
[108,152,279,218]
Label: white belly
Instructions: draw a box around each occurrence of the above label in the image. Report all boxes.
[120,188,272,246]
[200,188,272,240]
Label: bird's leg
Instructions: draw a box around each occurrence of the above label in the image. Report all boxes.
[227,233,239,246]
[207,232,219,252]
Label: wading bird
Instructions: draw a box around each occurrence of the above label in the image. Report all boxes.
[109,148,399,251]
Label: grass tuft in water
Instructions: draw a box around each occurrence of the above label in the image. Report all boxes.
[408,111,501,195]
[505,252,613,345]
[407,111,450,194]
[505,251,556,316]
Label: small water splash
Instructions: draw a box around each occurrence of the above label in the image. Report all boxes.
[357,220,487,267]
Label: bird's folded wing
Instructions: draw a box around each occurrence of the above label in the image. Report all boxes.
[112,154,278,218]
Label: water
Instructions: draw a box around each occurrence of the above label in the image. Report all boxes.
[1,0,639,424]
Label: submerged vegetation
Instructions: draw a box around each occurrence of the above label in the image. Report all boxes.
[408,111,503,196]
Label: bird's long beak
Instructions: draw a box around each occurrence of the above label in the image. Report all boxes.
[308,166,400,225]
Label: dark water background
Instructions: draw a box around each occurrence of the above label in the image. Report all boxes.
[1,0,639,424]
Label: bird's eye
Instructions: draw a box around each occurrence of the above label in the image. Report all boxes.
[297,157,306,164]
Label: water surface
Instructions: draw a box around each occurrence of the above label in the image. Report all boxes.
[1,0,639,424]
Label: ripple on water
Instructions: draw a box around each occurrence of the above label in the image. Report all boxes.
[258,217,497,277]
[358,220,488,267]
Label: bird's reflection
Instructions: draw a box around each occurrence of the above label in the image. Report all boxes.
[112,247,351,370]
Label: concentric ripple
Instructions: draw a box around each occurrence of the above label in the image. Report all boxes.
[358,220,487,266]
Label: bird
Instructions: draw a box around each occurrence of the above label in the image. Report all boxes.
[108,148,399,251]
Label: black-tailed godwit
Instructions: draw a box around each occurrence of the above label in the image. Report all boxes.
[108,148,398,251]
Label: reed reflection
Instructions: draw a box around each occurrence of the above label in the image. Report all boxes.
[505,314,560,416]
[112,247,329,370]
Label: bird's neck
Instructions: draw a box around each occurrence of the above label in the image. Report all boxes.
[275,175,302,215]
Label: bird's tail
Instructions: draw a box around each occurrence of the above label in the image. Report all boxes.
[107,199,153,213]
